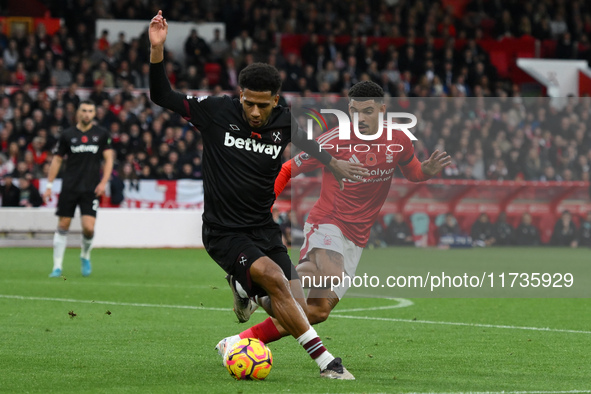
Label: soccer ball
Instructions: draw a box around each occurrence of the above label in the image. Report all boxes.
[226,338,273,380]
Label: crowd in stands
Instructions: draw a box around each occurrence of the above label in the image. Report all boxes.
[363,210,591,248]
[0,1,590,226]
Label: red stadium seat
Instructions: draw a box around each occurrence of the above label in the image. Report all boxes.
[204,63,222,86]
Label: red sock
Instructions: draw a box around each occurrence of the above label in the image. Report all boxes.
[239,317,283,344]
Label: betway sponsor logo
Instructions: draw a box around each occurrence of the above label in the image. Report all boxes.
[71,145,99,154]
[224,132,282,159]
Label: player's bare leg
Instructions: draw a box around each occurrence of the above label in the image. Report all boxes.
[256,277,306,318]
[249,256,309,337]
[49,216,72,277]
[248,256,351,378]
[80,215,96,277]
[225,251,355,380]
[266,248,344,335]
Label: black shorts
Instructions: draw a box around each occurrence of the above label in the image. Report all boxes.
[56,190,99,218]
[202,223,298,298]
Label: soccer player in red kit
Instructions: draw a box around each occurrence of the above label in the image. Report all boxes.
[217,81,450,372]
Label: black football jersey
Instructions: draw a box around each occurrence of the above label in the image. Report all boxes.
[150,61,331,229]
[190,95,293,228]
[53,125,112,193]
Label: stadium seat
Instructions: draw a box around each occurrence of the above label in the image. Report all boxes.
[537,215,557,244]
[204,63,222,86]
[382,213,395,228]
[410,212,430,247]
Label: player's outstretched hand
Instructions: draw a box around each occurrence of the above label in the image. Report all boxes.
[421,150,452,177]
[327,158,370,191]
[149,10,168,47]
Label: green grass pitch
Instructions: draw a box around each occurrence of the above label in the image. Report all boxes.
[0,247,590,393]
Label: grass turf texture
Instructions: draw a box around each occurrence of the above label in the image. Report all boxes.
[0,247,590,393]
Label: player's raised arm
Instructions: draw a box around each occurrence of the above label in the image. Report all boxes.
[148,11,188,116]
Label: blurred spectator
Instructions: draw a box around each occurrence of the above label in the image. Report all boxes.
[17,176,42,207]
[27,136,49,167]
[438,212,461,239]
[120,162,138,181]
[384,213,414,246]
[540,164,561,181]
[209,28,229,61]
[0,173,19,206]
[471,213,496,247]
[89,80,111,105]
[97,29,110,52]
[3,39,19,70]
[550,210,578,247]
[159,162,177,180]
[367,221,387,249]
[51,58,73,87]
[579,211,591,247]
[514,213,540,246]
[0,152,14,176]
[494,212,514,246]
[232,30,253,56]
[184,28,210,70]
[93,60,115,88]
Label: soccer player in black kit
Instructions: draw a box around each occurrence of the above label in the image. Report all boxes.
[149,10,366,379]
[43,101,114,278]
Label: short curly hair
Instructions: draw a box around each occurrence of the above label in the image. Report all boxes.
[238,63,282,95]
[348,81,385,103]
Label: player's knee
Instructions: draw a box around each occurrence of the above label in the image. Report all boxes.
[251,260,290,297]
[307,305,330,324]
[265,270,291,298]
[82,228,94,239]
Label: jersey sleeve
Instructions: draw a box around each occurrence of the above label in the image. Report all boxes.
[292,151,323,177]
[186,95,227,130]
[274,160,292,197]
[150,61,222,130]
[149,61,188,116]
[53,132,69,157]
[398,134,415,166]
[289,114,333,166]
[101,129,113,152]
[399,155,430,181]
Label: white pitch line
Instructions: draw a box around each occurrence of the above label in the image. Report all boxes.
[0,294,229,312]
[0,279,215,289]
[404,391,591,394]
[2,294,591,335]
[332,297,414,312]
[329,314,591,335]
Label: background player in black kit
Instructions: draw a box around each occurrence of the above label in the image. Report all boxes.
[43,101,114,278]
[149,10,367,379]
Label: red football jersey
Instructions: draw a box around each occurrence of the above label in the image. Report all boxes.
[291,124,415,247]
